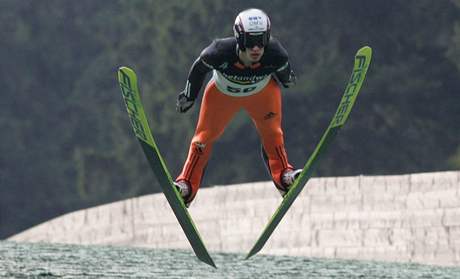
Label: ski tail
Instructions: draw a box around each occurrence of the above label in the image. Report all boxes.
[246,129,339,259]
[246,46,372,259]
[117,67,216,268]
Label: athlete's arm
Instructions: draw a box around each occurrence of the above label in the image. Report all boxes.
[176,42,216,113]
[183,58,213,100]
[269,38,296,88]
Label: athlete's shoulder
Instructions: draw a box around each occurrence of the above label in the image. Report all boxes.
[264,36,289,65]
[200,37,237,68]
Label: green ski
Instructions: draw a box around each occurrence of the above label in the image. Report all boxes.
[246,46,372,259]
[117,66,216,268]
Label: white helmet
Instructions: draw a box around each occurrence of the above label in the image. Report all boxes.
[233,8,271,51]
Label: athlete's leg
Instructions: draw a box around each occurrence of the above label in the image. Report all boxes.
[243,79,294,190]
[176,82,239,203]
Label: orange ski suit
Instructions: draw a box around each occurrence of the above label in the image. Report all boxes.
[176,78,293,203]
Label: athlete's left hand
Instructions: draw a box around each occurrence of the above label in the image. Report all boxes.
[282,70,297,88]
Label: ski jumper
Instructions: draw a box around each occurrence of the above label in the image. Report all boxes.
[176,37,295,203]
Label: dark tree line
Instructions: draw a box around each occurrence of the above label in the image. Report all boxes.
[1,0,460,238]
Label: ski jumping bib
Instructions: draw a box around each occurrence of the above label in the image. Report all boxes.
[211,70,271,97]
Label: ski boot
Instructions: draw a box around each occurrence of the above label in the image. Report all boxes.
[173,180,192,208]
[279,168,302,196]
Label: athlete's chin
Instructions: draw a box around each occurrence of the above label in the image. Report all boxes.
[249,54,262,62]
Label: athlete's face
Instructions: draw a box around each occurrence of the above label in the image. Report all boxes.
[243,46,264,63]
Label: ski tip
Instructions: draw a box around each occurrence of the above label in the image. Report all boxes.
[358,46,372,57]
[118,66,134,74]
[117,66,138,86]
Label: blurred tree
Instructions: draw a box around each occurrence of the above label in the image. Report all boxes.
[1,0,460,238]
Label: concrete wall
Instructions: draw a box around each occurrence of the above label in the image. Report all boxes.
[10,171,460,266]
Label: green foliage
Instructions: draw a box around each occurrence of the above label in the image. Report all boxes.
[1,0,460,238]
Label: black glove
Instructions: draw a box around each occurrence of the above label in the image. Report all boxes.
[282,70,297,88]
[275,68,297,88]
[176,91,195,113]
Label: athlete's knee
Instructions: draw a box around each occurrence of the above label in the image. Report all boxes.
[193,130,222,146]
[261,127,284,144]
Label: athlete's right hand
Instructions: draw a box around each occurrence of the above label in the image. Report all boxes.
[176,91,195,113]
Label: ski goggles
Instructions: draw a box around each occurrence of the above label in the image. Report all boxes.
[244,32,268,49]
